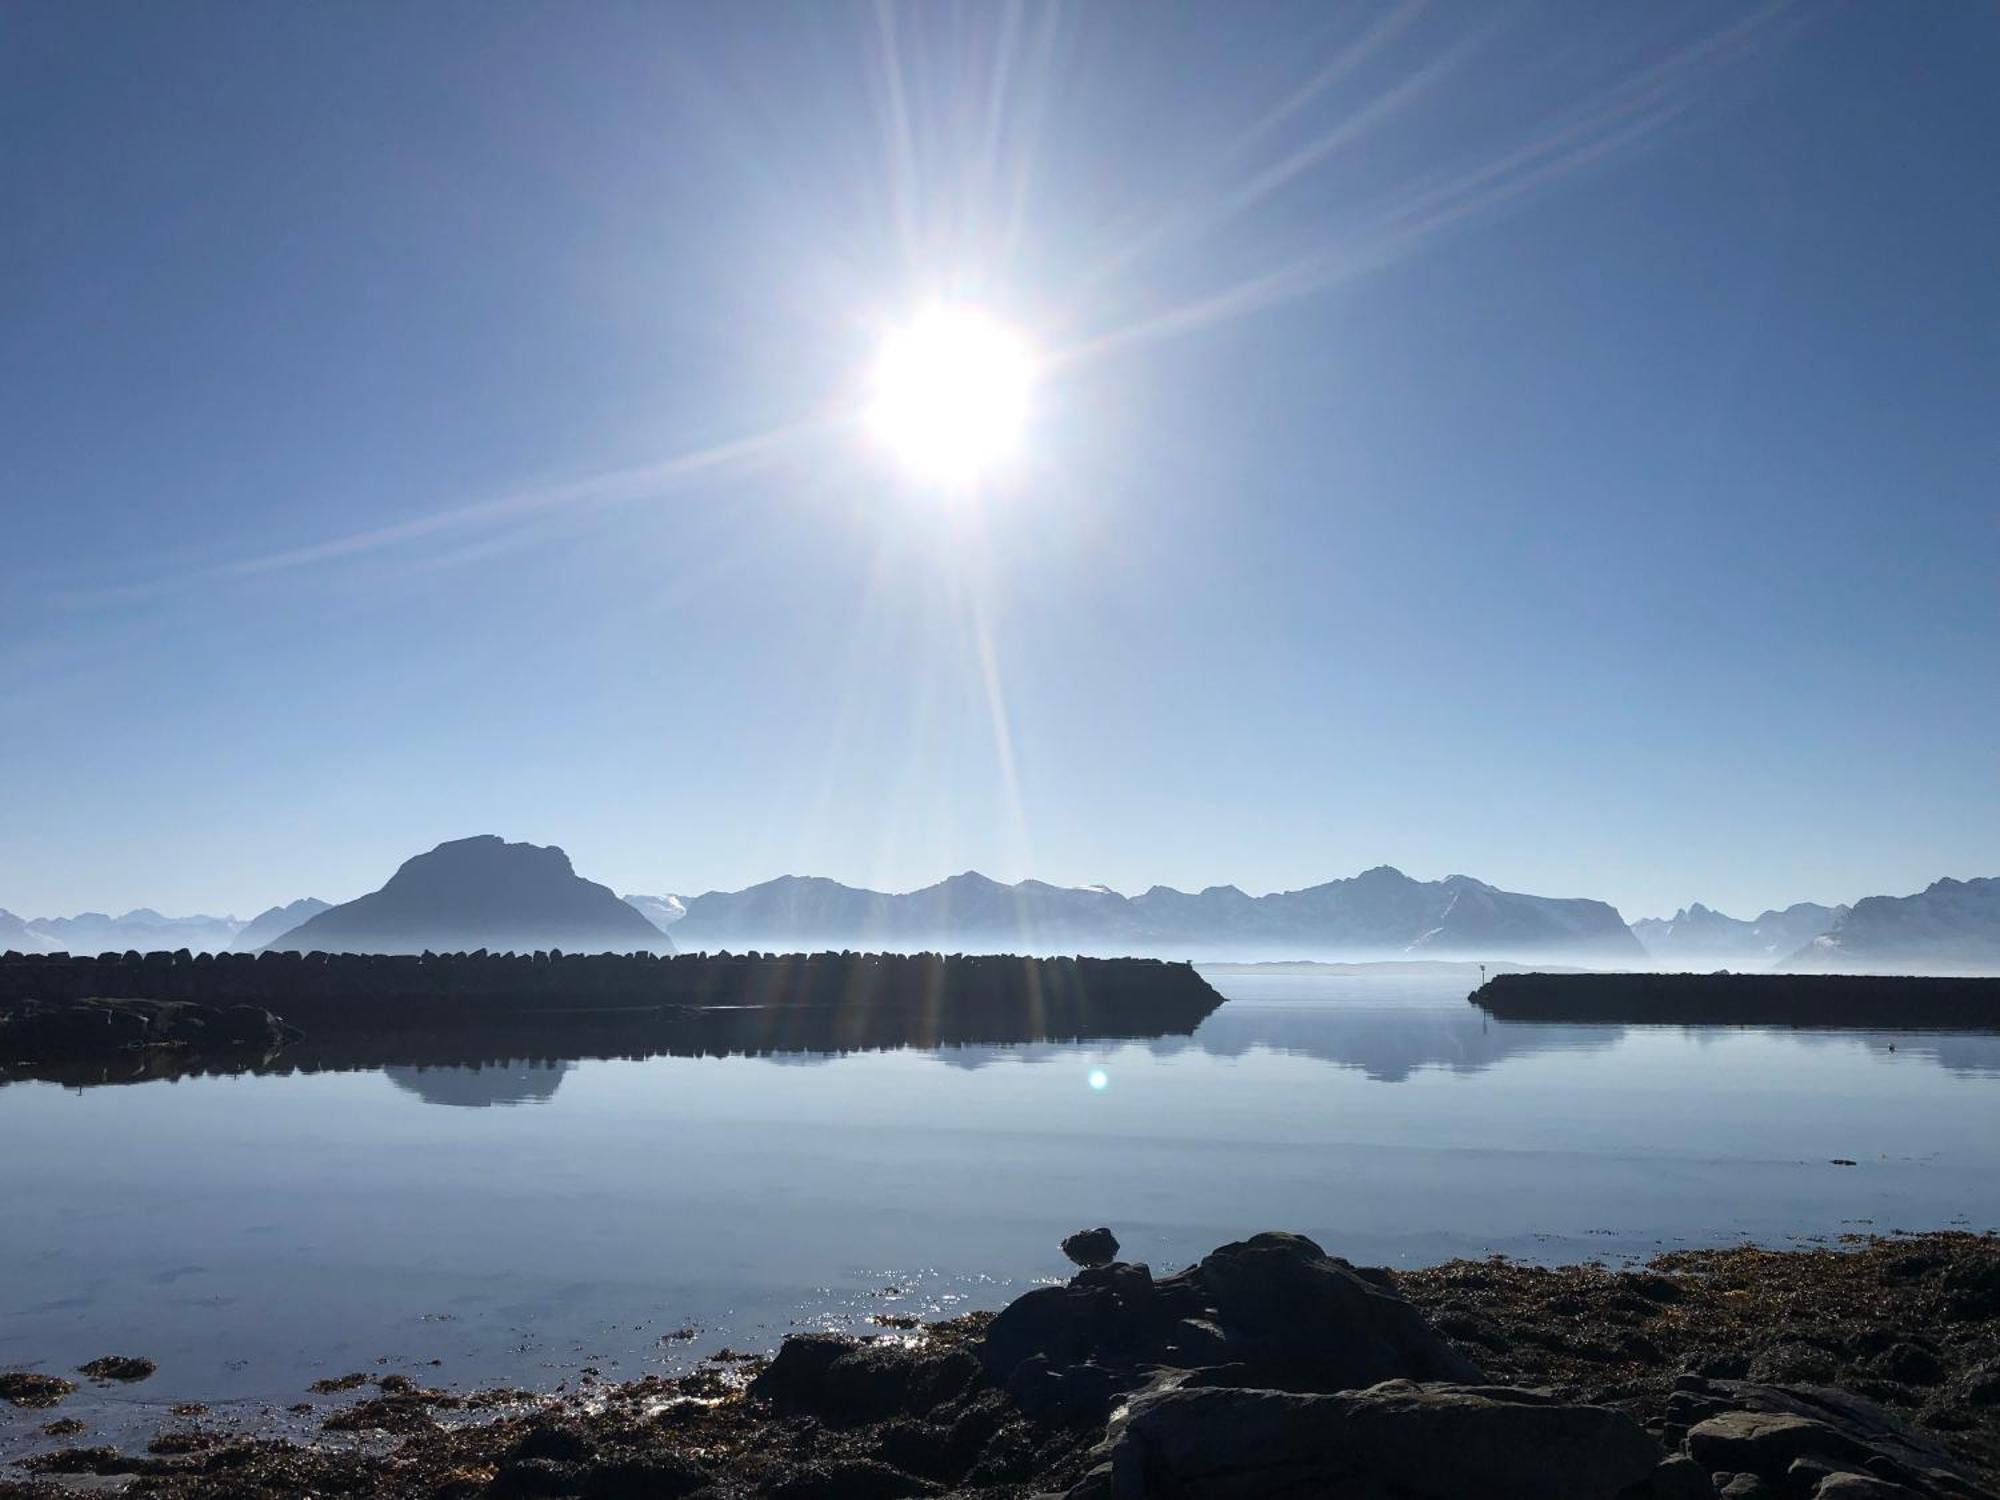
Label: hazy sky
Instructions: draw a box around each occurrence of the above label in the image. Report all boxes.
[3,1,1995,924]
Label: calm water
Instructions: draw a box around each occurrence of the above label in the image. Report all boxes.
[4,973,1999,1440]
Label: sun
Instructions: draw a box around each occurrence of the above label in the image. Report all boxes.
[866,304,1035,487]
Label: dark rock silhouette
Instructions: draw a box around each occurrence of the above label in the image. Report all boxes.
[0,996,294,1067]
[270,836,670,956]
[0,951,1223,1083]
[1473,971,2000,1028]
[1073,1379,1661,1500]
[1062,1228,1120,1267]
[972,1231,1478,1424]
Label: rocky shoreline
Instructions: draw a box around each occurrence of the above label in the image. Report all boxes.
[4,1230,1996,1499]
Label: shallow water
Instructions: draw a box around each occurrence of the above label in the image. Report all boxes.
[3,973,1998,1438]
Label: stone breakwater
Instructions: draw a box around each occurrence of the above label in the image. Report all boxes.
[4,1230,1997,1499]
[1472,972,2000,1028]
[0,951,1224,1071]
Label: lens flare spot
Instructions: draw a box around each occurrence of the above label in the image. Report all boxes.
[866,304,1035,487]
[1087,1068,1109,1092]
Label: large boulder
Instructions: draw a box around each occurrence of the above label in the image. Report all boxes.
[1062,1228,1120,1268]
[1064,1378,1659,1500]
[977,1230,1478,1418]
[1670,1381,1994,1500]
[750,1334,978,1426]
[1178,1231,1480,1384]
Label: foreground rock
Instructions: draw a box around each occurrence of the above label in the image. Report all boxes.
[1065,1377,1661,1500]
[2,1231,1995,1500]
[977,1231,1479,1422]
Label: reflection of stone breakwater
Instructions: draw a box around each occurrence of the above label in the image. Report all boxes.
[0,951,1225,1083]
[1474,971,2000,1028]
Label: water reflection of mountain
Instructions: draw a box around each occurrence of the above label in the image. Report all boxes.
[384,1060,575,1107]
[925,1004,1622,1081]
[1755,1028,2000,1080]
[1188,1003,1623,1082]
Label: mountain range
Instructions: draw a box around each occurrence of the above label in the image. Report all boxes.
[626,865,1645,963]
[9,842,1998,971]
[0,904,314,956]
[1785,878,2000,974]
[1628,901,1848,969]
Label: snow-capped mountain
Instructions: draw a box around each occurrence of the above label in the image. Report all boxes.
[667,865,1644,962]
[1784,877,2000,974]
[622,893,688,932]
[1630,901,1845,968]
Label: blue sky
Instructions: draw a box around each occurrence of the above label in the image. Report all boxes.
[2,1,1995,923]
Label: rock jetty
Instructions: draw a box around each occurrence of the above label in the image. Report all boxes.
[0,952,1223,1074]
[1472,972,2000,1028]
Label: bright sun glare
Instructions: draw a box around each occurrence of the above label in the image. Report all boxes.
[867,305,1035,488]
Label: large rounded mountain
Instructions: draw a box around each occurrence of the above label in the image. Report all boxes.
[266,836,670,955]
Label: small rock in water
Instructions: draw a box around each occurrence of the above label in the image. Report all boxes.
[77,1356,155,1383]
[0,1371,76,1409]
[1061,1227,1119,1267]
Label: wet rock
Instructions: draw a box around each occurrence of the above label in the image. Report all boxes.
[1717,1475,1775,1499]
[1749,1342,1840,1384]
[0,1370,75,1408]
[978,1229,1479,1409]
[509,1421,596,1464]
[1062,1228,1120,1268]
[1074,1378,1659,1500]
[578,1453,705,1499]
[488,1456,582,1498]
[1815,1477,1928,1499]
[1177,1231,1482,1386]
[309,1370,371,1392]
[77,1354,155,1382]
[1961,1364,2000,1408]
[1872,1344,1947,1389]
[1644,1453,1715,1500]
[39,1417,87,1438]
[1937,1253,2000,1322]
[321,1392,441,1433]
[764,1457,939,1499]
[750,1334,975,1426]
[1688,1411,1868,1473]
[1682,1384,1994,1499]
[1005,1355,1140,1422]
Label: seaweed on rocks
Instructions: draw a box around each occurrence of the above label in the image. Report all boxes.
[1,1232,1995,1499]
